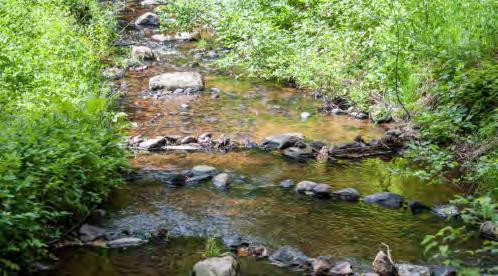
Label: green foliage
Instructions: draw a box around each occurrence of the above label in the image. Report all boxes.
[0,0,126,271]
[422,196,498,274]
[203,237,223,257]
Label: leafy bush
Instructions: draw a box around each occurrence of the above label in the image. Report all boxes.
[0,0,126,271]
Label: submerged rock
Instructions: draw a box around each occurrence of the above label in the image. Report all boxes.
[106,237,147,248]
[395,263,430,276]
[135,12,159,26]
[269,246,309,268]
[79,224,106,242]
[372,251,395,276]
[364,192,404,209]
[261,133,304,150]
[430,266,457,276]
[213,173,230,189]
[103,67,125,80]
[149,72,203,90]
[186,174,212,185]
[332,188,361,202]
[193,254,239,276]
[192,165,218,176]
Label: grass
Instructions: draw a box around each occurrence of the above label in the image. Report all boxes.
[0,0,127,272]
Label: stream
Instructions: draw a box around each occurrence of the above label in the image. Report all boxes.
[44,1,461,275]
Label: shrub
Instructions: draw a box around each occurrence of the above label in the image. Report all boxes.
[0,0,126,271]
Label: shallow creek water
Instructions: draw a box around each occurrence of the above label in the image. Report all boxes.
[46,1,460,275]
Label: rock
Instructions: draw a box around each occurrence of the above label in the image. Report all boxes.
[199,132,212,140]
[431,205,459,218]
[138,137,166,150]
[152,225,168,240]
[331,261,354,275]
[207,50,219,58]
[149,72,203,91]
[164,145,202,151]
[312,256,333,275]
[480,221,497,241]
[331,108,346,115]
[301,112,311,120]
[295,181,318,194]
[312,183,332,197]
[332,188,361,202]
[252,245,269,259]
[395,264,430,276]
[269,246,309,267]
[261,133,304,150]
[364,192,404,209]
[222,234,244,249]
[192,165,218,176]
[106,237,147,248]
[213,173,230,189]
[140,0,159,6]
[310,141,327,151]
[408,201,432,214]
[279,179,295,189]
[192,254,239,276]
[131,46,155,60]
[135,12,159,26]
[181,136,197,144]
[370,104,392,124]
[210,87,221,94]
[430,266,457,276]
[103,67,125,80]
[282,145,314,160]
[351,112,368,120]
[175,31,200,41]
[186,174,212,185]
[217,134,231,147]
[372,251,395,276]
[79,224,106,242]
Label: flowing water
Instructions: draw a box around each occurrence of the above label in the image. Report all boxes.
[45,1,461,275]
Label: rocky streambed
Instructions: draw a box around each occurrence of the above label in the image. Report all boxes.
[39,1,475,275]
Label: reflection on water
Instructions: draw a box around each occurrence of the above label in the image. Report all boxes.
[105,152,455,263]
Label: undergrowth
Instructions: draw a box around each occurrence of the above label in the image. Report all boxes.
[0,0,126,272]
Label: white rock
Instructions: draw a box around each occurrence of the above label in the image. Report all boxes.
[131,46,155,61]
[135,12,159,26]
[106,237,147,248]
[193,254,239,276]
[149,72,204,90]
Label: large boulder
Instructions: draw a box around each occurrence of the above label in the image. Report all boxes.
[149,72,204,91]
[261,133,304,150]
[332,188,360,202]
[131,46,155,61]
[135,12,159,26]
[269,246,309,268]
[213,173,230,190]
[364,192,404,209]
[395,264,430,276]
[192,254,239,276]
